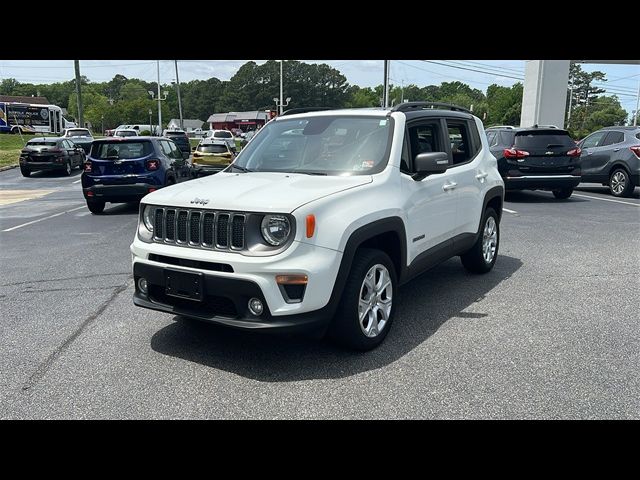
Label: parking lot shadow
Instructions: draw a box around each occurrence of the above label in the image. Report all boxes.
[505,191,588,203]
[150,254,522,382]
[576,185,640,199]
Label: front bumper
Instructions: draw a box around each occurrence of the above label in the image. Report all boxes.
[504,175,582,190]
[131,239,343,332]
[192,164,226,176]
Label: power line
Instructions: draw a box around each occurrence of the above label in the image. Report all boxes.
[421,60,525,81]
[1,61,156,69]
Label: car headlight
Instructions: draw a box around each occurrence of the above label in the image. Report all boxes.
[142,205,154,232]
[261,214,291,246]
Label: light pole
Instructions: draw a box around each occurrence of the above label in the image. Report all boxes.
[149,109,153,136]
[273,96,291,114]
[174,60,184,131]
[148,89,168,135]
[634,81,639,127]
[101,115,104,136]
[383,60,390,108]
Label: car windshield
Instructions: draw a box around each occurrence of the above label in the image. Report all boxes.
[514,131,575,149]
[198,144,228,153]
[91,141,152,159]
[232,116,393,175]
[67,129,91,137]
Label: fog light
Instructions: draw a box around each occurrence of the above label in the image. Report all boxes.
[138,277,148,294]
[248,298,263,316]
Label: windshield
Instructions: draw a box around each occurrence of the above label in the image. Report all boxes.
[514,131,575,149]
[232,116,393,175]
[198,144,228,153]
[67,129,91,137]
[91,141,152,159]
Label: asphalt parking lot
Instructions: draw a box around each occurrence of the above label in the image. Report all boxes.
[0,167,638,419]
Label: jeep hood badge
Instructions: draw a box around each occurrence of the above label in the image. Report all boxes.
[190,198,210,205]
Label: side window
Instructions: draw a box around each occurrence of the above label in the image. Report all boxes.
[446,122,473,165]
[602,131,624,146]
[581,131,607,149]
[168,140,182,159]
[63,140,72,149]
[408,123,442,171]
[499,131,515,147]
[400,131,410,174]
[159,140,174,158]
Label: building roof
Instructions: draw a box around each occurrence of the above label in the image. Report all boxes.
[168,118,203,129]
[233,111,269,121]
[0,95,51,105]
[207,113,237,123]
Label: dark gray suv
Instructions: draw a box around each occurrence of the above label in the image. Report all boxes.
[578,126,640,197]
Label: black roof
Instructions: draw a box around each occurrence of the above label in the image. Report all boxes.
[486,126,570,135]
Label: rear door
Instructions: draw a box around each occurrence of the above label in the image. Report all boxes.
[579,130,609,179]
[512,130,578,174]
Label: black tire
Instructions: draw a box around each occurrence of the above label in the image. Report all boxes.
[552,187,573,199]
[20,167,31,177]
[609,168,634,198]
[11,127,20,135]
[165,175,176,186]
[63,160,72,176]
[87,200,105,214]
[460,207,499,274]
[328,248,397,351]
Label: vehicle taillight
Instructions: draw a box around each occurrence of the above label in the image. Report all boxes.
[503,148,530,159]
[630,146,640,159]
[84,161,92,173]
[146,159,160,171]
[567,147,582,157]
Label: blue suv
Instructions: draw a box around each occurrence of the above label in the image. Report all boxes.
[81,136,191,214]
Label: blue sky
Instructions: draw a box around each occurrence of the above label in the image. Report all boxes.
[1,60,638,114]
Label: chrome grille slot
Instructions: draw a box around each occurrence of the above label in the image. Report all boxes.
[149,207,247,253]
[202,213,215,246]
[216,214,230,248]
[165,209,176,241]
[177,210,188,243]
[231,215,245,249]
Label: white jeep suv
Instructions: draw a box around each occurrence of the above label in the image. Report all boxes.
[131,103,504,350]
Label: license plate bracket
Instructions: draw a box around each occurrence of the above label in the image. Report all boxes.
[165,268,204,302]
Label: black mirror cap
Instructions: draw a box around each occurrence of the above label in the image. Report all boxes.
[413,152,449,180]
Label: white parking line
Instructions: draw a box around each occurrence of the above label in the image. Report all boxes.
[572,193,639,207]
[2,205,86,232]
[503,208,518,214]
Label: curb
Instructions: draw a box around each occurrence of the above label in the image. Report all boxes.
[0,164,18,172]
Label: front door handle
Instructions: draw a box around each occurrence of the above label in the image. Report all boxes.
[613,148,620,152]
[442,182,457,191]
[476,172,488,181]
[586,151,593,155]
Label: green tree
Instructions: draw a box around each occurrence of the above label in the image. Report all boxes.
[486,83,523,126]
[569,96,627,139]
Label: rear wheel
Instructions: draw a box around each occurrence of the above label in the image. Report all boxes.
[461,208,499,274]
[63,160,72,176]
[20,167,31,177]
[87,200,105,214]
[609,168,633,197]
[552,187,573,199]
[328,248,397,351]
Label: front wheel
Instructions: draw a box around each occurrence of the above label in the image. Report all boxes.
[552,187,573,199]
[328,248,397,351]
[87,200,105,214]
[20,167,31,177]
[461,207,499,274]
[609,168,633,197]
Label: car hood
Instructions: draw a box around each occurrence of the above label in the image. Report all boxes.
[143,172,372,213]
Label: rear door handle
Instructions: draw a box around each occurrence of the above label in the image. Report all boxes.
[476,172,488,181]
[442,182,457,191]
[613,148,620,152]
[586,151,593,155]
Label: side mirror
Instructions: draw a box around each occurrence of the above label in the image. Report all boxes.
[412,152,449,181]
[182,151,190,160]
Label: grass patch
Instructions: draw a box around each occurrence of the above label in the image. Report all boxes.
[0,134,28,168]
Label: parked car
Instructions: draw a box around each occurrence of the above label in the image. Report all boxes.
[485,125,582,199]
[577,126,640,197]
[81,136,191,214]
[131,102,504,350]
[192,140,235,177]
[62,128,94,154]
[105,124,131,136]
[230,128,244,137]
[204,129,237,152]
[19,137,85,177]
[163,129,192,157]
[114,129,139,138]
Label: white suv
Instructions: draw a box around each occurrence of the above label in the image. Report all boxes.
[131,103,504,350]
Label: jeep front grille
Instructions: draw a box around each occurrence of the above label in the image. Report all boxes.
[152,207,246,251]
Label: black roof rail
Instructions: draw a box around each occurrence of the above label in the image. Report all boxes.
[390,102,472,114]
[280,107,333,117]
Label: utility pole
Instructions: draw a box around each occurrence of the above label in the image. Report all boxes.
[383,60,390,108]
[74,60,84,129]
[634,81,639,127]
[279,60,284,115]
[174,60,184,130]
[567,75,574,127]
[157,61,162,133]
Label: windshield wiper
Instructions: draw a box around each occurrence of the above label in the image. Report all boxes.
[291,170,328,176]
[230,164,252,173]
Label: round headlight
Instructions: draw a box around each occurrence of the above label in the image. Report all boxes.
[261,214,291,246]
[142,205,154,232]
